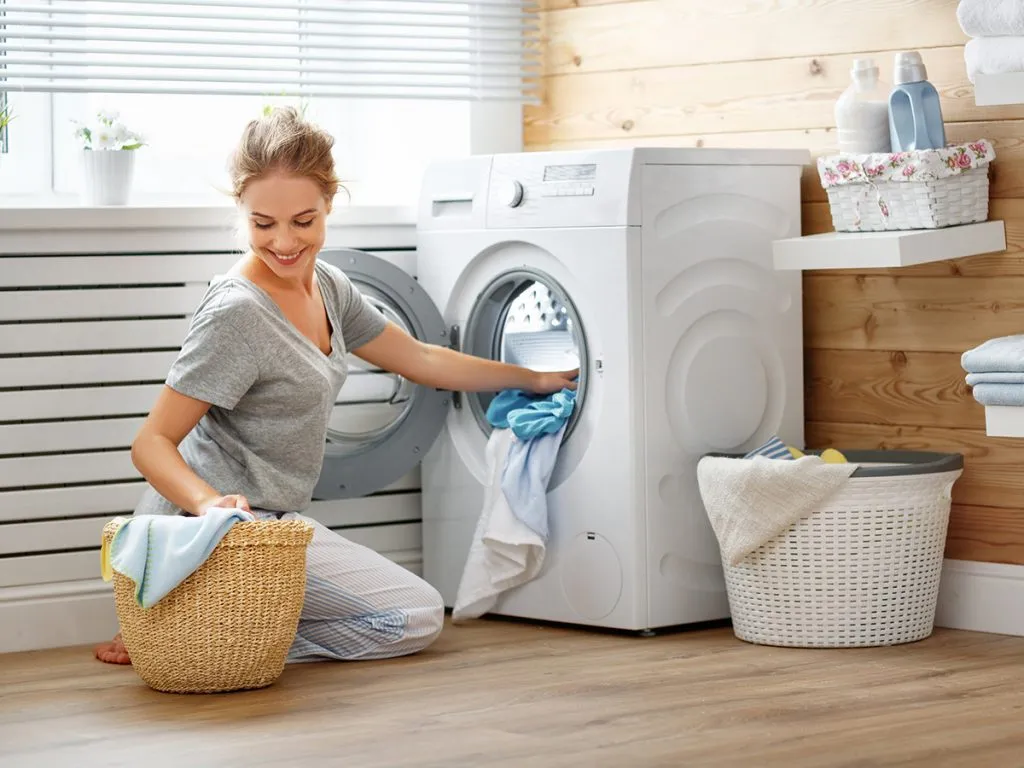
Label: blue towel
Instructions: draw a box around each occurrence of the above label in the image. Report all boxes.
[966,371,1024,385]
[969,383,1024,407]
[102,508,254,608]
[962,335,1024,374]
[486,388,577,540]
[501,423,567,540]
[744,435,794,460]
[486,388,577,440]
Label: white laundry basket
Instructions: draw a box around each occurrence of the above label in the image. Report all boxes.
[719,450,963,648]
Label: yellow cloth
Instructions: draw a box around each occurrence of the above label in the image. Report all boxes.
[99,518,122,582]
[787,446,847,463]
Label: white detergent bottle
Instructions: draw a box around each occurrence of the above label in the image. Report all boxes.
[835,58,891,154]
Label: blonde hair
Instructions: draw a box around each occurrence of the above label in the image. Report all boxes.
[229,106,341,203]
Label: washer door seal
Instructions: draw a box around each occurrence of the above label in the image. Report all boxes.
[313,248,449,501]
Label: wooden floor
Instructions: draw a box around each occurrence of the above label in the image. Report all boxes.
[2,618,1024,767]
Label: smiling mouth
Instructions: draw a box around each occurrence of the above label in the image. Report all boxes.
[270,248,304,265]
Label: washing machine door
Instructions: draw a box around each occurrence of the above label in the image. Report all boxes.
[312,248,449,500]
[458,267,588,443]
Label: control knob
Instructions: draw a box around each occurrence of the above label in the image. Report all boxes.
[504,179,525,208]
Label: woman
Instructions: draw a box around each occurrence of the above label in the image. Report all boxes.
[95,107,577,665]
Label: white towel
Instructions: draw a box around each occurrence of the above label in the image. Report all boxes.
[965,37,1024,83]
[452,429,546,621]
[958,0,1024,37]
[697,455,857,565]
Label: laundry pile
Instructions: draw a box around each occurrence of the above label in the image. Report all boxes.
[961,334,1024,406]
[101,507,253,608]
[743,434,849,465]
[959,0,1024,83]
[697,436,856,565]
[452,386,576,621]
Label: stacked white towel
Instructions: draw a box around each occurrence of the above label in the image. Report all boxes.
[958,0,1024,83]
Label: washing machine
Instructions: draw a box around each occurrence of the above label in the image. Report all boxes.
[315,146,809,633]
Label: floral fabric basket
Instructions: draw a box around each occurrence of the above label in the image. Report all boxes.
[818,140,995,232]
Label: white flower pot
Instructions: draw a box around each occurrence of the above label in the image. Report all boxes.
[81,149,136,206]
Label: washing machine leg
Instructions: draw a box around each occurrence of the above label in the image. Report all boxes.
[638,629,656,638]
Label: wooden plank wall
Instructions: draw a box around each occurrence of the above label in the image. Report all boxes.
[527,0,1024,566]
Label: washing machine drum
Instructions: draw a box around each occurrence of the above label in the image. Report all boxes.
[460,269,587,440]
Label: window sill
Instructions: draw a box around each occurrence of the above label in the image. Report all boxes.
[0,202,418,255]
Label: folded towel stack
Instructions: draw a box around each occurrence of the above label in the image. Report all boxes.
[962,334,1024,406]
[959,0,1024,83]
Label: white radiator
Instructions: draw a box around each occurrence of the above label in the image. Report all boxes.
[0,248,423,653]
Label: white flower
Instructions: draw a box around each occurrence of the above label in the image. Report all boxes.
[71,110,143,150]
[94,130,118,149]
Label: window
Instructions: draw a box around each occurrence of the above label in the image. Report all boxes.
[0,1,5,155]
[0,0,53,197]
[50,94,473,207]
[0,91,53,198]
[0,1,535,207]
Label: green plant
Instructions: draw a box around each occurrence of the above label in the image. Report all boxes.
[261,96,309,119]
[72,109,144,150]
[0,103,13,132]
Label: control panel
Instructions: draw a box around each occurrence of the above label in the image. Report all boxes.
[484,150,638,229]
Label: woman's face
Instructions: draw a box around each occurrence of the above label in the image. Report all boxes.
[241,172,330,280]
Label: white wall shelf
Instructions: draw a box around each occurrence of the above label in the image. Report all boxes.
[772,220,1007,271]
[974,73,1024,107]
[984,406,1024,438]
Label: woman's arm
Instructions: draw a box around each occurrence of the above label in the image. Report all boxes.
[353,322,578,394]
[130,385,250,514]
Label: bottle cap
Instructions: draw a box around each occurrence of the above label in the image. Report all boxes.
[893,51,927,85]
[851,58,877,74]
[850,57,879,85]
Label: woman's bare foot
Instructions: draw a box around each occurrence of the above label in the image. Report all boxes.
[94,632,131,665]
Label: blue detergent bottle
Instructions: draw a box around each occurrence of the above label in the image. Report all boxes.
[889,51,946,151]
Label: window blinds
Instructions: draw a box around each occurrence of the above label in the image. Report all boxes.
[0,0,540,102]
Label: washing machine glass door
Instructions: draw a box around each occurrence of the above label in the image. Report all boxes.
[313,248,449,500]
[462,267,588,442]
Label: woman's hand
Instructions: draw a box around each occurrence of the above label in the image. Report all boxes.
[194,493,251,516]
[354,323,581,395]
[527,369,579,394]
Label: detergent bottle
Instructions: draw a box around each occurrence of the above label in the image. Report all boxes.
[888,51,946,152]
[834,58,891,153]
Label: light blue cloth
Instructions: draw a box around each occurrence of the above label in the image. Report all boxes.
[486,388,577,540]
[969,383,1024,407]
[966,371,1024,385]
[500,423,568,540]
[486,388,577,440]
[961,334,1024,374]
[743,435,794,460]
[108,508,254,608]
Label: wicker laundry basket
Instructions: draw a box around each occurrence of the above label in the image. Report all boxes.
[818,140,995,232]
[103,518,314,694]
[717,450,963,649]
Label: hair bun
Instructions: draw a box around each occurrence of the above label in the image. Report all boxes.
[229,106,340,203]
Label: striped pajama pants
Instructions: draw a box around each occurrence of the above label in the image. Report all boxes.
[253,511,446,663]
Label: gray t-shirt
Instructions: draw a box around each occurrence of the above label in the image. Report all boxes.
[134,259,387,516]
